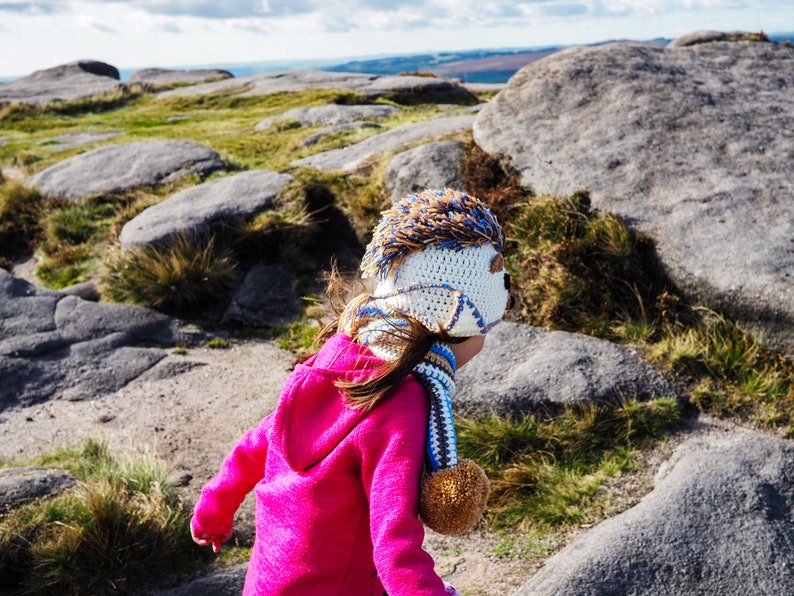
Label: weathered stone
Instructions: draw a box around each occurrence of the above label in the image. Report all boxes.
[0,467,75,511]
[149,564,247,595]
[456,322,680,417]
[254,104,400,130]
[129,68,233,86]
[474,39,794,355]
[301,122,382,146]
[119,170,294,249]
[26,140,225,202]
[158,69,476,104]
[0,60,122,104]
[668,30,762,48]
[293,115,474,172]
[0,269,203,409]
[384,141,466,203]
[222,264,301,327]
[515,431,794,595]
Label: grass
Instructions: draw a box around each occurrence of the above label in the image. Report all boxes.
[0,439,209,595]
[457,398,681,530]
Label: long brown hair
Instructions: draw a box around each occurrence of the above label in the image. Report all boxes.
[317,262,460,410]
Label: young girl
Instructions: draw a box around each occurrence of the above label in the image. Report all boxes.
[191,188,513,595]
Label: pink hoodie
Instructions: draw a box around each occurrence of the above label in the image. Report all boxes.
[191,333,448,595]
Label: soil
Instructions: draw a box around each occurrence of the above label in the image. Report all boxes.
[0,333,709,595]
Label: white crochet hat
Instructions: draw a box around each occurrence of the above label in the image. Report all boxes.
[361,188,510,336]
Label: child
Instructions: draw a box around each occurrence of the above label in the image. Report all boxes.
[191,188,513,595]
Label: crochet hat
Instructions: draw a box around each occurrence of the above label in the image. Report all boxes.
[346,188,511,535]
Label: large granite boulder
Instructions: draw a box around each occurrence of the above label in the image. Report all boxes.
[514,430,794,595]
[0,60,122,104]
[26,140,226,202]
[0,269,202,410]
[158,69,477,104]
[254,104,400,130]
[129,68,233,86]
[119,170,294,249]
[293,115,474,172]
[222,264,301,328]
[456,322,680,417]
[384,141,466,203]
[473,37,794,355]
[0,467,75,511]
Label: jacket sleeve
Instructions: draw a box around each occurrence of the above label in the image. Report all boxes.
[191,413,273,536]
[358,379,448,596]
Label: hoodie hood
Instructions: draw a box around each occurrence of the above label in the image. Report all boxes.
[272,333,388,471]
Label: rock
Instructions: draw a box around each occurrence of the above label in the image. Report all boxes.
[150,564,248,595]
[0,269,203,409]
[61,279,100,302]
[158,68,477,104]
[254,104,400,130]
[514,430,794,595]
[668,30,762,47]
[222,264,301,327]
[129,68,233,86]
[473,38,794,355]
[301,122,382,146]
[293,115,474,172]
[119,170,294,249]
[0,467,75,511]
[0,60,122,104]
[41,130,122,150]
[26,140,225,202]
[455,322,680,417]
[384,141,466,203]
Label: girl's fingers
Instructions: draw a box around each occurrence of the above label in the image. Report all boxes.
[212,537,222,553]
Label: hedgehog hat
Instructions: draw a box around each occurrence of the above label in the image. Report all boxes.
[341,188,512,535]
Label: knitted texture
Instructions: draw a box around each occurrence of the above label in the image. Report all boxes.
[361,188,509,337]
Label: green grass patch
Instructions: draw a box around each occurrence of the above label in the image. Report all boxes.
[457,398,681,530]
[101,233,240,316]
[0,439,208,595]
[652,309,794,428]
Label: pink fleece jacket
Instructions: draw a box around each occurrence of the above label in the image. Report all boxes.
[191,333,448,595]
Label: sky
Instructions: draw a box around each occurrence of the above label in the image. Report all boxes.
[1,0,792,79]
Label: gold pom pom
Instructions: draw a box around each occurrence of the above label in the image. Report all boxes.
[419,459,490,535]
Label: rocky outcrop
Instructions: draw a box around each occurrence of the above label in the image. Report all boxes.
[0,269,203,410]
[254,104,400,130]
[118,169,294,249]
[129,68,233,86]
[293,115,474,172]
[0,467,75,511]
[158,69,477,104]
[222,264,301,328]
[384,141,466,203]
[474,38,794,355]
[456,322,681,417]
[26,140,226,202]
[0,60,123,104]
[515,430,794,595]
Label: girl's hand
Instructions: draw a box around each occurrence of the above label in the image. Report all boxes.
[191,526,233,553]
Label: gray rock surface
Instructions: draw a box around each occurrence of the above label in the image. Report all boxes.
[129,68,233,85]
[26,140,225,202]
[293,115,474,172]
[119,170,294,249]
[301,121,382,146]
[474,39,794,355]
[514,430,794,595]
[456,322,680,417]
[222,263,301,327]
[151,564,248,595]
[0,269,203,410]
[0,467,76,511]
[0,60,122,104]
[667,29,761,47]
[254,103,400,130]
[384,141,466,203]
[158,69,476,104]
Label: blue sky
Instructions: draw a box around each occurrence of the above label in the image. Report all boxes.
[1,1,792,79]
